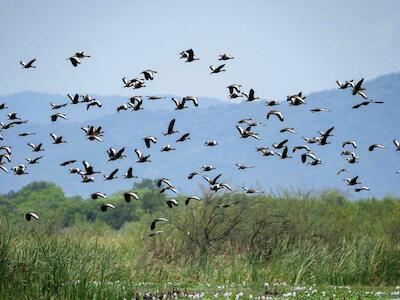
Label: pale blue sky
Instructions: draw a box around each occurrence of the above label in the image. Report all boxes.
[0,0,399,99]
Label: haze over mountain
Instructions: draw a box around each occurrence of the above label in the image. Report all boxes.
[1,72,399,198]
[1,92,228,124]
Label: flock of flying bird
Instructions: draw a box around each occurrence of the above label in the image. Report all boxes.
[1,48,399,239]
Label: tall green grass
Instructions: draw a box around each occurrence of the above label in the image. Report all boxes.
[0,226,398,298]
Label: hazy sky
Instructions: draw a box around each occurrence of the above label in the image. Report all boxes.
[0,0,399,99]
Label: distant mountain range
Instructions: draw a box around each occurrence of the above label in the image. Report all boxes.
[1,72,400,198]
[0,91,229,124]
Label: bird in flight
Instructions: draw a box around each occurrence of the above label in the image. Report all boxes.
[20,59,37,69]
[68,51,90,67]
[180,49,199,62]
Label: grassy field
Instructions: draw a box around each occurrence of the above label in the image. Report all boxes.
[0,182,399,299]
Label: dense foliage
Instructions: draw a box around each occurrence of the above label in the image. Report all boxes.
[0,181,399,298]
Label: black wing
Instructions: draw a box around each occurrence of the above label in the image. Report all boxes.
[355,78,364,91]
[145,138,151,148]
[352,102,365,109]
[27,59,36,67]
[186,49,194,58]
[167,119,176,134]
[110,168,119,177]
[178,133,190,141]
[211,173,223,185]
[249,89,255,98]
[126,167,133,176]
[278,139,289,148]
[116,147,125,157]
[282,147,288,157]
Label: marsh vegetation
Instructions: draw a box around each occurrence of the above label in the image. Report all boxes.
[0,181,399,299]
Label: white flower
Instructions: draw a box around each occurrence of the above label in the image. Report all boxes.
[391,291,400,296]
[375,291,386,296]
[223,291,231,297]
